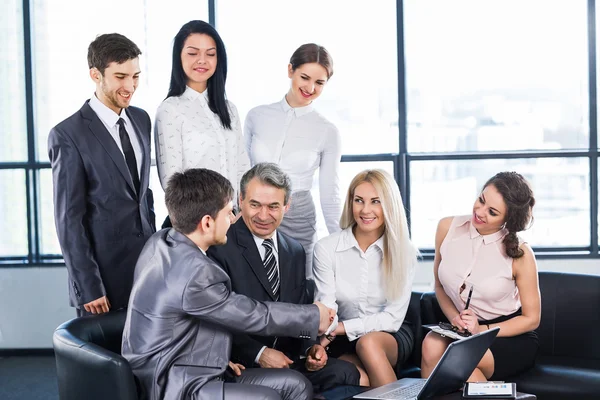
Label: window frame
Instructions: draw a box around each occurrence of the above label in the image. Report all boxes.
[2,0,599,266]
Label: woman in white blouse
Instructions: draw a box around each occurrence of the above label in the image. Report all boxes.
[244,43,341,278]
[155,20,249,227]
[313,169,418,387]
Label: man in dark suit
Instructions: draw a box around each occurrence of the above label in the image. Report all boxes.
[208,163,359,392]
[123,168,335,400]
[48,33,155,316]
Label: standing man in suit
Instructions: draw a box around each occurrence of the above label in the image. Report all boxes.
[48,33,156,316]
[208,163,360,392]
[123,168,335,400]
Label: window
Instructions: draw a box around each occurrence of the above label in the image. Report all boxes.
[4,0,600,265]
[218,0,399,155]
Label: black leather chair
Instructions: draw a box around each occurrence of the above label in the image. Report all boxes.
[53,309,138,400]
[396,291,423,378]
[420,272,600,400]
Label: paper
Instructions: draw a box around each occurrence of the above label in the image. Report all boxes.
[468,383,513,395]
[424,324,469,341]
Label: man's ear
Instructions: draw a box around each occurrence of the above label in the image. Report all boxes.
[198,214,212,233]
[283,199,291,214]
[287,63,294,79]
[90,68,102,83]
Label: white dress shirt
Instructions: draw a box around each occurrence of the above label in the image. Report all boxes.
[89,94,142,175]
[313,227,414,341]
[244,97,342,233]
[155,86,250,199]
[251,231,279,363]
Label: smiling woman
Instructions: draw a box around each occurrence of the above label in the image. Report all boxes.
[154,20,250,228]
[244,43,341,278]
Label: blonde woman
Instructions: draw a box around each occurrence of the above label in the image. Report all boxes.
[313,169,418,387]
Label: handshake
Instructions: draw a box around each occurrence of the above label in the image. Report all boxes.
[314,301,339,335]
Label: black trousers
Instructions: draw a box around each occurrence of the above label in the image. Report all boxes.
[293,356,360,393]
[198,368,312,400]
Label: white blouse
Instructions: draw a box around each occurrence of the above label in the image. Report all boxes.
[313,227,414,341]
[155,86,250,198]
[244,97,342,233]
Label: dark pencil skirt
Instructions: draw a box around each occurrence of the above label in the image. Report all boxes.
[481,310,539,381]
[327,321,415,376]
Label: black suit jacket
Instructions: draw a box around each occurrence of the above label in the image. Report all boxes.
[208,218,313,366]
[48,100,156,310]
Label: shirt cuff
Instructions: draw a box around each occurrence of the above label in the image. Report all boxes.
[342,319,365,342]
[254,346,267,365]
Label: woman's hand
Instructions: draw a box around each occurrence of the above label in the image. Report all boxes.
[459,309,481,334]
[451,314,468,330]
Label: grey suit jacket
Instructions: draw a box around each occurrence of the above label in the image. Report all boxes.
[122,229,319,400]
[48,101,156,310]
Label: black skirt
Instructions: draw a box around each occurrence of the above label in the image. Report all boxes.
[327,321,415,376]
[481,310,539,381]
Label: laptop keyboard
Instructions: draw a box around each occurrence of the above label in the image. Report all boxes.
[372,380,426,399]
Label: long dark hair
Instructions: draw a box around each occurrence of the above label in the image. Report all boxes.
[483,172,535,259]
[167,20,231,129]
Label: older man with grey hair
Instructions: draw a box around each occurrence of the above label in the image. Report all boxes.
[208,163,360,393]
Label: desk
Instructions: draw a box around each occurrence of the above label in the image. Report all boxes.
[315,386,536,400]
[436,391,536,400]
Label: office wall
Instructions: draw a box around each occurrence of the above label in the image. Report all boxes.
[0,259,599,349]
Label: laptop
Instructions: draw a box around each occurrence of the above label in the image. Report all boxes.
[353,327,500,400]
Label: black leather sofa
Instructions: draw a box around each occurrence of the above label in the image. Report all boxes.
[420,271,600,400]
[53,309,138,400]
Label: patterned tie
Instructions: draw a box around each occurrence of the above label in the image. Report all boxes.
[117,118,140,194]
[262,238,280,301]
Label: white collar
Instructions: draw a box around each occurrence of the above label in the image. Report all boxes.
[89,93,131,128]
[279,96,314,117]
[252,231,279,254]
[336,226,384,253]
[183,85,209,102]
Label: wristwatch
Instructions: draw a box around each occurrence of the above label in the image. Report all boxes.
[325,333,336,342]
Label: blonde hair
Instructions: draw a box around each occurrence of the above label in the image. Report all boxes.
[340,169,418,300]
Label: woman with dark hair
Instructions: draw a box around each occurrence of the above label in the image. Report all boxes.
[245,43,341,278]
[421,171,541,382]
[155,20,249,226]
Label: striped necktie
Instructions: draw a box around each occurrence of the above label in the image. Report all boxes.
[262,238,280,301]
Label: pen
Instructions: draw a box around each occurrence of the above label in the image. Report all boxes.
[464,285,474,310]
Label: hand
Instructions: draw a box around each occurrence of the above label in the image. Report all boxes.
[305,344,328,372]
[314,301,336,335]
[460,309,481,334]
[258,348,294,369]
[83,296,111,314]
[451,313,468,331]
[228,361,245,376]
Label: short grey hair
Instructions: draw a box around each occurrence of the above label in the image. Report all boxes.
[240,163,292,205]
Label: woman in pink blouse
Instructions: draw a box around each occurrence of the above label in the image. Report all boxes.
[421,171,541,382]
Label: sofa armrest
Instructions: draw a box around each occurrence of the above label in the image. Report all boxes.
[53,325,138,400]
[420,292,448,325]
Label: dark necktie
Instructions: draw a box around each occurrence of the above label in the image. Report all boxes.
[117,118,140,194]
[262,238,280,301]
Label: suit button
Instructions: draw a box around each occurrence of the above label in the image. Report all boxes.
[137,232,142,237]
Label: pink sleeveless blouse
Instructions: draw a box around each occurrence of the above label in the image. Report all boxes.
[438,215,521,321]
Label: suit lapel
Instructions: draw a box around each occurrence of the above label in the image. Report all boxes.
[81,102,136,195]
[236,220,277,301]
[277,233,293,302]
[126,108,149,199]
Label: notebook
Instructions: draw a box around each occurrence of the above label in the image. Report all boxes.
[353,327,500,400]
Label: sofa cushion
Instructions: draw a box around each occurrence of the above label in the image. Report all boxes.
[512,356,600,400]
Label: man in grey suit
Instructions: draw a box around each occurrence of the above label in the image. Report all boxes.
[122,168,335,400]
[48,34,156,316]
